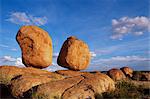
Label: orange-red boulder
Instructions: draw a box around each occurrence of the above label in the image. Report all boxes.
[16,26,53,68]
[57,36,91,70]
[120,66,133,77]
[107,68,126,81]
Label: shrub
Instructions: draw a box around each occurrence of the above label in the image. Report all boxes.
[102,81,145,99]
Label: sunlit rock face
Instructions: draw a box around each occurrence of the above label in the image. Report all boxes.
[57,36,91,70]
[107,68,126,81]
[0,66,115,99]
[16,25,53,68]
[120,66,133,78]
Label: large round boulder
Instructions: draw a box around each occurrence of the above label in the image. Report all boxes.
[107,68,126,81]
[16,26,53,68]
[120,66,133,78]
[57,36,91,70]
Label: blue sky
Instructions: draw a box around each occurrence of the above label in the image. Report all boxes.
[0,0,149,71]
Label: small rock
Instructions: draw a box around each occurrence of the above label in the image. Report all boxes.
[107,68,126,81]
[16,26,53,68]
[120,66,133,78]
[57,36,91,70]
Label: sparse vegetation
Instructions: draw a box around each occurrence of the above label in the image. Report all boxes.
[102,80,150,99]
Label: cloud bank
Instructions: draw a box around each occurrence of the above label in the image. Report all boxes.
[6,12,48,26]
[0,56,24,66]
[111,16,150,40]
[88,55,150,71]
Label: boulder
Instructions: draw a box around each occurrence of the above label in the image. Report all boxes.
[0,66,64,85]
[0,66,23,85]
[16,25,53,68]
[120,66,133,77]
[62,73,115,98]
[107,68,126,81]
[55,70,84,77]
[10,73,64,97]
[57,36,91,70]
[0,66,115,98]
[132,72,150,81]
[141,73,150,81]
[32,76,84,99]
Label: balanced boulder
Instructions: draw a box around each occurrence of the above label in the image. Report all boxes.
[120,66,133,77]
[16,26,53,68]
[57,36,91,70]
[107,68,126,81]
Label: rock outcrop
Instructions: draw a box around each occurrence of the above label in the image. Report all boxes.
[0,66,64,85]
[33,76,84,99]
[62,72,115,99]
[120,66,133,77]
[0,66,115,99]
[16,26,53,68]
[55,70,84,77]
[107,68,126,81]
[57,36,91,70]
[132,71,150,81]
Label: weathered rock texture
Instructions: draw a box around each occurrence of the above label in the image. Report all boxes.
[33,76,84,99]
[0,66,115,99]
[62,72,115,99]
[55,70,84,77]
[16,26,53,68]
[57,36,91,70]
[120,66,133,77]
[107,68,126,81]
[0,66,64,85]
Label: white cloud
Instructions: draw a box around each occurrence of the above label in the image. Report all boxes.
[6,12,48,26]
[0,56,24,67]
[90,51,97,58]
[15,58,24,66]
[1,56,16,62]
[111,16,150,39]
[94,56,150,62]
[88,55,150,71]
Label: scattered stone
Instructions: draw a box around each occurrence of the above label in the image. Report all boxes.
[16,26,53,68]
[107,68,126,81]
[141,73,150,81]
[132,71,150,81]
[57,36,91,70]
[120,66,133,77]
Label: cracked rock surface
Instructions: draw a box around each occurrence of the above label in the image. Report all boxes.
[0,66,115,99]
